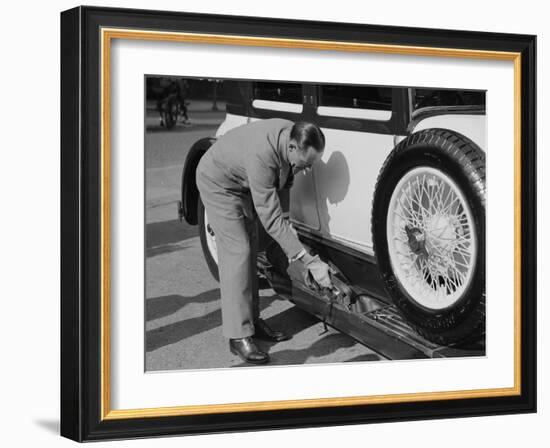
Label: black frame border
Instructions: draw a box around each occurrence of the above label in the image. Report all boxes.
[60,6,536,442]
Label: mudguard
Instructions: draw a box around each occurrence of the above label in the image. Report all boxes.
[180,136,216,225]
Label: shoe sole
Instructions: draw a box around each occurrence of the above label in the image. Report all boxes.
[230,346,270,365]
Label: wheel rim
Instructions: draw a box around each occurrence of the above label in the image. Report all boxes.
[386,166,477,310]
[203,209,218,264]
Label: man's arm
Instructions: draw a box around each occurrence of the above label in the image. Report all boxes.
[247,155,304,259]
[277,187,307,261]
[278,188,290,216]
[247,154,331,287]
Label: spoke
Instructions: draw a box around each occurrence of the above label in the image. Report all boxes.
[442,235,473,251]
[417,176,432,220]
[404,204,422,228]
[398,195,421,227]
[410,195,428,224]
[417,258,428,289]
[393,209,410,223]
[451,264,467,283]
[409,177,430,226]
[444,275,458,294]
[438,182,454,215]
[420,174,431,216]
[453,246,473,260]
[435,180,447,213]
[452,259,471,270]
[442,272,452,294]
[440,191,461,215]
[405,180,416,211]
[425,176,437,217]
[422,258,436,291]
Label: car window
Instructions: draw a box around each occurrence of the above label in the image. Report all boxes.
[252,81,303,113]
[253,82,302,103]
[320,85,392,110]
[413,89,486,110]
[317,85,393,121]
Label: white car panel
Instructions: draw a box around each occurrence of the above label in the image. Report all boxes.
[215,113,249,138]
[311,128,396,252]
[290,170,320,230]
[317,106,392,121]
[252,99,303,113]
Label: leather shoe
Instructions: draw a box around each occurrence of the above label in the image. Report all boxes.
[254,319,291,342]
[229,337,269,365]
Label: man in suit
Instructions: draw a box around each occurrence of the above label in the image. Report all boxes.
[196,119,332,364]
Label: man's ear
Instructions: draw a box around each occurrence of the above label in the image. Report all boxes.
[288,140,298,153]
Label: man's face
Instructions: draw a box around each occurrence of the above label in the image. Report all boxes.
[288,140,324,175]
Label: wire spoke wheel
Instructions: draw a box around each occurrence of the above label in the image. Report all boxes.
[387,167,477,310]
[373,129,485,344]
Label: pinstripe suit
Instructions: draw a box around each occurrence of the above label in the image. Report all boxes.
[196,119,304,338]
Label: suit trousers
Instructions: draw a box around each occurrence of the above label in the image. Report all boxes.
[196,167,260,339]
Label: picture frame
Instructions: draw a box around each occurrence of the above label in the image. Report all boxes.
[60,5,536,442]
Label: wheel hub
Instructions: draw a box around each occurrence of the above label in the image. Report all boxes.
[404,225,427,256]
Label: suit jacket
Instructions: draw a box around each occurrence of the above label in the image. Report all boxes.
[202,118,304,259]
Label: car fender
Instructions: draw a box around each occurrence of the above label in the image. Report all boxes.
[180,136,216,225]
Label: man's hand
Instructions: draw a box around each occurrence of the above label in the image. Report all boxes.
[301,253,332,288]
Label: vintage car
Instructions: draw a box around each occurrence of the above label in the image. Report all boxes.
[178,80,486,349]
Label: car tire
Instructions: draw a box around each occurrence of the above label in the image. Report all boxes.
[198,196,220,281]
[372,128,485,346]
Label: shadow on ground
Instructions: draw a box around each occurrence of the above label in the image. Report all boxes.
[234,331,381,367]
[231,305,383,367]
[257,303,320,340]
[146,218,199,257]
[147,241,195,258]
[146,307,222,352]
[146,292,282,352]
[146,290,220,322]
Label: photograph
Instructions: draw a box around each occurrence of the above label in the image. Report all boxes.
[144,76,487,370]
[59,6,536,440]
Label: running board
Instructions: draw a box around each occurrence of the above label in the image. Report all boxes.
[258,256,485,360]
[285,289,484,360]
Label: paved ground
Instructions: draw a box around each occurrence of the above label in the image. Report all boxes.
[144,99,382,371]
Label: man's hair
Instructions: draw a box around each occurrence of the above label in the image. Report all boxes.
[290,122,325,153]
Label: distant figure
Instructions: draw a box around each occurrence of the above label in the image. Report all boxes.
[175,79,190,124]
[156,78,190,128]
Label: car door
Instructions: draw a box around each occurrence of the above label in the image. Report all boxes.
[309,84,409,254]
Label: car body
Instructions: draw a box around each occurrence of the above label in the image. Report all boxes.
[179,80,486,348]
